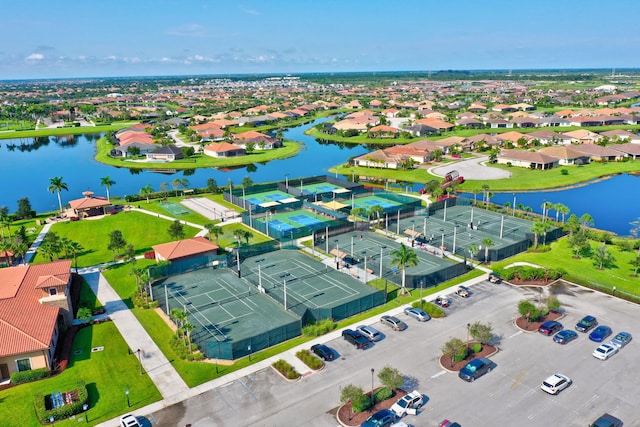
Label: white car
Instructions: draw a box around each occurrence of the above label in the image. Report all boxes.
[356,325,382,342]
[592,343,618,360]
[540,374,572,395]
[120,415,141,427]
[390,390,424,417]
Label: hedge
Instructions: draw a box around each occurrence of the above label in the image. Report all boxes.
[34,381,89,422]
[10,367,50,384]
[413,300,445,318]
[272,359,300,380]
[296,349,324,370]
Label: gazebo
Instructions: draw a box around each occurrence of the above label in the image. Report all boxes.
[67,191,112,219]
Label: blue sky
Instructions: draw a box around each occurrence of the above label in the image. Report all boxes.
[1,0,638,80]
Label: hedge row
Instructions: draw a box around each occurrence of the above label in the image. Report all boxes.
[272,359,300,380]
[302,318,336,337]
[10,367,50,384]
[413,300,445,318]
[495,266,564,281]
[296,349,323,370]
[34,381,89,422]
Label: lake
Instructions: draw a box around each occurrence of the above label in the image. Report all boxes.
[463,173,640,236]
[0,118,367,213]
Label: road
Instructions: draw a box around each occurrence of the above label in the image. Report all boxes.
[430,155,511,180]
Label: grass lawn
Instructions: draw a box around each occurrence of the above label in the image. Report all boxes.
[35,211,200,267]
[216,222,273,248]
[0,322,161,427]
[492,237,640,295]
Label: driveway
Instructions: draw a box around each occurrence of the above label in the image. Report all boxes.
[430,155,511,180]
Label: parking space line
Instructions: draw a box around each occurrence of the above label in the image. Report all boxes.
[237,378,258,400]
[430,370,447,379]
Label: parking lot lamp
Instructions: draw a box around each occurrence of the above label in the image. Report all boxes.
[371,368,375,405]
[466,323,471,354]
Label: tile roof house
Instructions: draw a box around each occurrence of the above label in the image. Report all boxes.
[610,142,640,159]
[568,144,627,162]
[152,237,218,262]
[0,260,73,380]
[68,191,112,218]
[497,149,559,170]
[146,144,184,162]
[539,146,592,165]
[203,142,246,158]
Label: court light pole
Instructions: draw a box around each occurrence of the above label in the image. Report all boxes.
[362,250,367,283]
[164,283,169,314]
[440,229,445,249]
[285,174,289,190]
[379,245,386,279]
[411,220,415,247]
[453,225,458,255]
[512,193,516,216]
[283,278,287,310]
[334,239,340,270]
[351,235,356,260]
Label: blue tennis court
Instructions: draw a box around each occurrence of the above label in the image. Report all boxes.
[245,197,264,205]
[360,198,398,208]
[290,214,322,226]
[265,193,288,201]
[269,219,295,231]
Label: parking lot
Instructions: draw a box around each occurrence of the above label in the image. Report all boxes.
[151,280,639,426]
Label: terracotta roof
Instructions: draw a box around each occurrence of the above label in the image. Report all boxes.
[499,149,558,164]
[204,142,246,153]
[152,237,218,261]
[0,260,71,356]
[69,194,111,210]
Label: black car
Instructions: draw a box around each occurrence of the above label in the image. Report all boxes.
[590,413,623,427]
[538,320,563,336]
[458,357,494,382]
[310,344,335,361]
[576,315,598,333]
[342,329,369,349]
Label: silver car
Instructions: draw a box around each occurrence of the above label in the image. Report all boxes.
[357,325,382,342]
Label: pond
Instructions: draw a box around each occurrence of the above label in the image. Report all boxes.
[462,173,640,236]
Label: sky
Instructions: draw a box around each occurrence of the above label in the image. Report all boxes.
[1,0,639,80]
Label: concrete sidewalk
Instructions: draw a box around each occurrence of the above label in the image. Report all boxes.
[82,271,189,400]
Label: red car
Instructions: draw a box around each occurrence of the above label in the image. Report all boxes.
[440,420,462,427]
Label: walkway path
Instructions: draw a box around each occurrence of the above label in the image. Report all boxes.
[23,222,52,264]
[81,270,190,399]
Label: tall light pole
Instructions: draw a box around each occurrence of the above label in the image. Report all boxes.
[371,368,375,405]
[137,349,142,375]
[379,245,386,279]
[334,239,340,269]
[283,278,287,310]
[512,193,516,216]
[440,229,445,249]
[453,225,458,255]
[351,235,355,260]
[466,323,471,354]
[362,250,367,283]
[285,174,289,190]
[256,258,265,292]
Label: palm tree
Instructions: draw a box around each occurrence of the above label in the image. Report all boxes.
[556,204,570,223]
[12,240,28,265]
[468,244,478,265]
[100,176,116,202]
[182,321,196,352]
[68,240,84,272]
[233,229,245,247]
[140,184,154,204]
[0,238,14,265]
[48,176,68,213]
[389,243,419,295]
[204,223,223,245]
[481,238,494,263]
[531,220,547,250]
[241,229,253,246]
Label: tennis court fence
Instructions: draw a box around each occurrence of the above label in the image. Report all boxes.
[148,253,230,281]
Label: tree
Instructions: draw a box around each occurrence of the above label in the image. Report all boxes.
[518,300,543,322]
[206,178,218,193]
[340,384,369,413]
[140,184,154,204]
[629,253,640,277]
[107,230,127,260]
[124,243,137,264]
[182,321,196,353]
[442,337,467,363]
[481,238,494,263]
[593,243,615,270]
[67,240,84,272]
[171,178,183,196]
[205,223,223,245]
[129,266,147,300]
[48,176,68,213]
[168,220,186,240]
[469,321,494,345]
[170,308,187,330]
[242,176,254,188]
[100,176,116,201]
[389,243,419,295]
[39,240,57,261]
[531,219,549,250]
[555,203,569,223]
[468,245,478,264]
[565,214,580,236]
[579,213,594,230]
[567,229,588,258]
[377,365,403,390]
[241,229,253,245]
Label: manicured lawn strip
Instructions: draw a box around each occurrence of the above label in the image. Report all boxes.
[134,199,213,226]
[102,260,156,308]
[217,222,273,248]
[492,238,640,295]
[95,137,301,169]
[0,322,161,427]
[127,266,485,388]
[38,211,200,267]
[333,164,435,183]
[0,123,134,140]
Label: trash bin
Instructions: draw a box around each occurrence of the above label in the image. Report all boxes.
[83,403,89,411]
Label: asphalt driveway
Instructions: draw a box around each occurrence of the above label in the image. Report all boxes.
[430,155,511,180]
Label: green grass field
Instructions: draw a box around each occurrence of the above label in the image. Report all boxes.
[38,211,200,267]
[0,322,161,427]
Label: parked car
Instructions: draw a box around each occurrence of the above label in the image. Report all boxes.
[455,286,470,297]
[360,408,396,427]
[357,325,382,342]
[120,415,141,427]
[403,307,430,322]
[611,331,632,348]
[458,357,494,382]
[589,325,612,342]
[576,315,598,332]
[390,390,425,417]
[342,329,369,349]
[439,419,462,427]
[381,315,409,330]
[589,413,623,427]
[310,344,335,361]
[538,320,563,336]
[540,373,572,395]
[434,296,450,307]
[592,343,618,360]
[390,422,412,427]
[488,273,501,283]
[553,329,578,345]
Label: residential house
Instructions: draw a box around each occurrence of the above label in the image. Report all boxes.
[146,144,184,162]
[539,146,591,165]
[562,129,601,144]
[527,130,568,145]
[203,142,246,158]
[0,260,74,380]
[569,144,626,162]
[611,143,640,159]
[599,129,640,143]
[497,149,558,170]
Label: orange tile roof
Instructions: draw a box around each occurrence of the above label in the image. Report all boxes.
[69,195,111,210]
[0,260,71,356]
[152,237,218,261]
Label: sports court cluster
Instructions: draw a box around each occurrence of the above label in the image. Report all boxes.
[151,175,560,360]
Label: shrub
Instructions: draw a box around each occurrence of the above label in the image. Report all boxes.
[340,384,370,413]
[560,169,569,175]
[169,334,201,361]
[352,393,372,412]
[302,318,337,337]
[517,300,546,321]
[470,343,482,354]
[296,349,323,370]
[546,296,562,312]
[469,321,494,345]
[374,387,393,402]
[442,337,467,362]
[272,359,300,380]
[35,381,89,423]
[11,367,50,384]
[414,300,445,318]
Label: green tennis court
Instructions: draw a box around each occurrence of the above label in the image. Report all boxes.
[159,201,191,216]
[242,189,294,206]
[300,182,344,195]
[255,209,335,234]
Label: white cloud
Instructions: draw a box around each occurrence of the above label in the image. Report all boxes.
[25,53,44,61]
